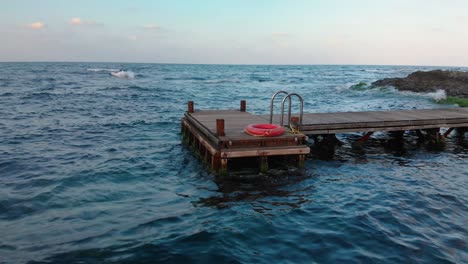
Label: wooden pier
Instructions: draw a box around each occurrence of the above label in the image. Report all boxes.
[181,100,468,175]
[181,100,310,175]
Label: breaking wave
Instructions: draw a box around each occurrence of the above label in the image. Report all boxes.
[425,89,447,101]
[349,82,447,103]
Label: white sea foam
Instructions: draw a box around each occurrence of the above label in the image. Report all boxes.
[397,89,447,102]
[336,82,360,92]
[111,71,135,79]
[425,89,447,101]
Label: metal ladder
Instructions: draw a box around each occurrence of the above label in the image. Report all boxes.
[269,91,304,130]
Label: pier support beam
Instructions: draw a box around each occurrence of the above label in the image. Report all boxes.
[312,134,341,159]
[416,128,445,150]
[456,127,467,138]
[443,128,455,138]
[181,121,189,145]
[259,156,269,173]
[220,158,228,177]
[298,154,305,169]
[204,148,210,165]
[352,132,374,148]
[211,154,220,173]
[389,131,405,139]
[384,131,406,151]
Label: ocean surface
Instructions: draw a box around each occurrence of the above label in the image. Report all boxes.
[0,62,467,264]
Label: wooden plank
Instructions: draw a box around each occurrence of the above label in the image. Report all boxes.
[189,110,306,142]
[188,107,468,142]
[182,118,219,155]
[301,117,468,130]
[221,146,310,158]
[303,122,468,135]
[184,113,220,145]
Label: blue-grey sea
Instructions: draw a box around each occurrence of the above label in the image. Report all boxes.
[1,63,467,264]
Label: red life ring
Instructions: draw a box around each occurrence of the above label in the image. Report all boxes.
[244,123,285,137]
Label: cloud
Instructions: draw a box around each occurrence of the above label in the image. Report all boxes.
[128,35,137,41]
[71,17,83,25]
[70,17,101,26]
[143,24,160,30]
[28,22,45,29]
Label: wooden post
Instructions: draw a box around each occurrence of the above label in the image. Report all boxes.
[220,158,228,176]
[204,149,209,165]
[389,131,405,140]
[424,128,445,147]
[240,100,246,112]
[216,119,225,136]
[198,140,203,158]
[188,101,194,113]
[298,154,305,169]
[181,121,187,144]
[259,156,268,173]
[211,154,220,172]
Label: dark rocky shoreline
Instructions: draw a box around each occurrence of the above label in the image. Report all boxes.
[372,70,468,98]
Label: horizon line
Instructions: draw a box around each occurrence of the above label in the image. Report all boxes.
[1,60,468,68]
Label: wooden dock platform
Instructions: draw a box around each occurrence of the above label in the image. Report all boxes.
[181,100,468,175]
[267,107,468,134]
[182,107,310,175]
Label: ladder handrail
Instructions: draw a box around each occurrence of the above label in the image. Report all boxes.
[269,91,290,124]
[280,93,304,129]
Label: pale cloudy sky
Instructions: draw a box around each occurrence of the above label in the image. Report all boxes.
[1,0,468,66]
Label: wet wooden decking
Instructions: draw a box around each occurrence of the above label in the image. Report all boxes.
[181,102,468,174]
[268,107,468,135]
[182,109,309,160]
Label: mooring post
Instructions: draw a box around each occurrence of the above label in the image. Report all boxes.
[188,101,194,113]
[240,100,246,112]
[216,119,225,137]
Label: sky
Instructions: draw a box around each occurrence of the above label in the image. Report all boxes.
[1,0,468,66]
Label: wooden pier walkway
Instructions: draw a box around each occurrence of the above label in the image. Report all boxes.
[181,100,468,175]
[268,107,468,134]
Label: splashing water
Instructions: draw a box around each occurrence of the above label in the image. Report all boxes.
[111,70,135,79]
[426,89,447,101]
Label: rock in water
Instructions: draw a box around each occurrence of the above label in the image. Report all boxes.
[372,70,468,98]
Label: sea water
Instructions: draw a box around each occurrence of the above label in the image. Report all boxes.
[0,63,467,263]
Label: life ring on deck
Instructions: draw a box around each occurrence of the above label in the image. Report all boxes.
[244,123,285,137]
